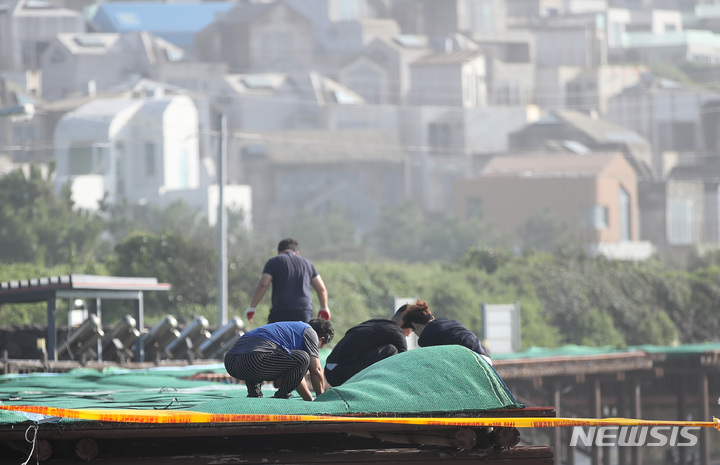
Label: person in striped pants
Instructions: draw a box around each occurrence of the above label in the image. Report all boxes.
[224,319,334,400]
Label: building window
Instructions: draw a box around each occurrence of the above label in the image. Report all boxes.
[11,124,34,148]
[466,197,483,220]
[94,144,108,174]
[619,185,631,241]
[658,121,697,151]
[333,0,361,20]
[69,144,93,175]
[21,40,49,69]
[495,81,521,105]
[581,205,608,230]
[115,142,125,196]
[505,43,530,63]
[608,22,624,47]
[668,199,693,245]
[428,122,464,150]
[179,149,189,188]
[144,143,156,177]
[466,0,493,33]
[368,48,388,64]
[673,122,696,150]
[429,123,451,148]
[347,64,382,103]
[260,32,294,68]
[49,49,66,64]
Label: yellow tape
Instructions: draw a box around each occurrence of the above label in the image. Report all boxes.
[2,405,719,430]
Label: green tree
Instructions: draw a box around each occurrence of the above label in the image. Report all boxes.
[517,208,577,253]
[461,247,514,273]
[529,249,680,346]
[364,201,500,263]
[417,214,502,262]
[363,201,425,261]
[101,199,214,251]
[105,232,217,321]
[275,206,367,261]
[0,167,105,266]
[648,62,693,84]
[685,266,720,342]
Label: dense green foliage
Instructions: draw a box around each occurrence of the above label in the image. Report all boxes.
[1,167,719,348]
[363,201,503,263]
[0,167,104,266]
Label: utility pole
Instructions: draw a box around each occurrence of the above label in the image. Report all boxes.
[217,113,228,325]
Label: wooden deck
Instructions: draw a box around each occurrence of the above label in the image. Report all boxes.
[0,408,556,464]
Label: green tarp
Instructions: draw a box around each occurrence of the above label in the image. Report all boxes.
[0,346,523,425]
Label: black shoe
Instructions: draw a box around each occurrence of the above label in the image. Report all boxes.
[272,392,292,399]
[247,382,263,397]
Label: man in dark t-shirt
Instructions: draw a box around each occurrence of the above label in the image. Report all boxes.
[245,238,330,324]
[324,305,410,386]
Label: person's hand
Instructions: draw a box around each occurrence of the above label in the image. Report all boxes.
[245,307,256,323]
[318,307,331,321]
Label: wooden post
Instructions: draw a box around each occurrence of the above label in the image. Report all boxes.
[551,383,563,465]
[699,372,709,465]
[47,296,57,361]
[591,378,601,465]
[75,438,99,461]
[616,380,627,465]
[677,376,687,465]
[631,378,642,465]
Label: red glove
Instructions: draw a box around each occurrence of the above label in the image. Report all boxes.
[245,307,255,323]
[318,307,331,321]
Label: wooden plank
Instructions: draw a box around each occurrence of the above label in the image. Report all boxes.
[0,445,554,465]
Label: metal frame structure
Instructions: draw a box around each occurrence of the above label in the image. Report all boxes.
[0,274,170,362]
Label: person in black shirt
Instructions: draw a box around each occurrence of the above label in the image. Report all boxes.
[245,238,330,324]
[324,305,411,386]
[401,299,492,365]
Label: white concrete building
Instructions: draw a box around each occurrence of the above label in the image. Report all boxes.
[54,94,199,207]
[52,93,251,224]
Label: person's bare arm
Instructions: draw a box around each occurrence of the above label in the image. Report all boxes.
[310,275,328,308]
[249,273,272,307]
[295,377,314,401]
[308,356,325,397]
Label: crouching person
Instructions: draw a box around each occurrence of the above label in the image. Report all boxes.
[224,318,334,400]
[401,299,492,366]
[324,304,410,387]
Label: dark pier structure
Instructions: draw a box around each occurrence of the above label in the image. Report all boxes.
[494,345,720,465]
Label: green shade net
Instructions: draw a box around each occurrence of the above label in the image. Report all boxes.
[0,346,522,425]
[628,342,720,355]
[314,345,520,415]
[491,344,626,360]
[491,342,720,360]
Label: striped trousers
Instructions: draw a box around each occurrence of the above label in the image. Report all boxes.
[224,350,310,398]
